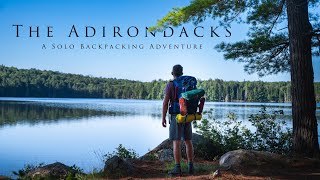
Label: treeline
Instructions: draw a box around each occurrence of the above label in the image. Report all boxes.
[0,65,319,102]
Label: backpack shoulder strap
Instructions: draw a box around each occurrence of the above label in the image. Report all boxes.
[172,79,179,102]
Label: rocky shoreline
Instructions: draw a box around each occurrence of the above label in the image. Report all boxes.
[1,133,320,179]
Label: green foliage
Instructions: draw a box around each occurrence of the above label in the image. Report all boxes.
[12,163,83,180]
[70,164,83,173]
[216,34,290,77]
[65,164,84,180]
[165,161,218,174]
[75,169,104,180]
[248,106,293,153]
[142,153,158,161]
[149,0,246,31]
[0,65,164,100]
[104,144,139,161]
[195,163,219,173]
[197,79,297,102]
[194,111,247,154]
[194,106,293,155]
[66,172,76,180]
[2,66,320,102]
[12,163,44,180]
[165,161,188,173]
[150,0,320,76]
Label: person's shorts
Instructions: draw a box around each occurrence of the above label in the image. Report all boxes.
[169,114,192,141]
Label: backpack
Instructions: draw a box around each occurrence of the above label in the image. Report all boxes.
[169,76,204,115]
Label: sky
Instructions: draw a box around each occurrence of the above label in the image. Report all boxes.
[0,0,319,82]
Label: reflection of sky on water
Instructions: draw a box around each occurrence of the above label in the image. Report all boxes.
[0,98,319,176]
[0,114,167,176]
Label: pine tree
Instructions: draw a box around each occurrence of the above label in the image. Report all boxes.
[150,0,320,156]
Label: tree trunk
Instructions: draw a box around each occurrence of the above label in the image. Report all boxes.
[286,0,319,156]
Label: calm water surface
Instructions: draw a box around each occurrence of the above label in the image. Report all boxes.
[0,98,319,176]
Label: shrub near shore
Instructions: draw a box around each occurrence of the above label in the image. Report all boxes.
[194,106,293,155]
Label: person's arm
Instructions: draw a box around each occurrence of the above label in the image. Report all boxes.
[162,93,170,127]
[162,83,172,127]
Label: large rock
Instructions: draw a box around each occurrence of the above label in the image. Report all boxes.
[0,176,11,180]
[219,149,287,174]
[140,133,219,161]
[157,149,174,161]
[27,162,79,179]
[104,156,135,178]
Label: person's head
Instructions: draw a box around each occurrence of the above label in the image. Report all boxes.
[171,64,183,78]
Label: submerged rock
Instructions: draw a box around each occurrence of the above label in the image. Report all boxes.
[27,162,80,179]
[104,156,135,178]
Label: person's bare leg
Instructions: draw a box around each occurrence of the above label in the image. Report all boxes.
[185,140,194,175]
[168,140,182,176]
[185,140,193,162]
[173,140,181,164]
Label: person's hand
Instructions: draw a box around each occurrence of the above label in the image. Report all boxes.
[162,118,167,127]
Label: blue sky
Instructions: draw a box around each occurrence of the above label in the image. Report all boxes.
[0,0,319,82]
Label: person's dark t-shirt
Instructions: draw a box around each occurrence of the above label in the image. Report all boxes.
[164,81,175,104]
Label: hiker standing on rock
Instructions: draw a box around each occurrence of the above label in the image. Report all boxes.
[162,64,194,176]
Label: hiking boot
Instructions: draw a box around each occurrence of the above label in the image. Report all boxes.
[212,169,221,178]
[188,162,194,175]
[168,164,182,176]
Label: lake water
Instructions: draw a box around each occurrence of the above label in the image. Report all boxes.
[0,98,319,176]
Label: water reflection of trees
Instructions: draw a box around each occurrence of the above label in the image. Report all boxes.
[0,101,131,126]
[0,101,318,127]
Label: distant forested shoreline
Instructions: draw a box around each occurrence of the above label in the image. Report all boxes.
[0,65,319,102]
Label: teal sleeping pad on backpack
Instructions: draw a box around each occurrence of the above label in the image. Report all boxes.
[181,89,205,100]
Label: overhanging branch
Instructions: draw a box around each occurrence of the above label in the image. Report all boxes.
[268,0,286,35]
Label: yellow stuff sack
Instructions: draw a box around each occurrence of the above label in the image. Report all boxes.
[176,113,202,123]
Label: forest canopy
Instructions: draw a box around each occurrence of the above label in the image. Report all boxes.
[0,65,319,102]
